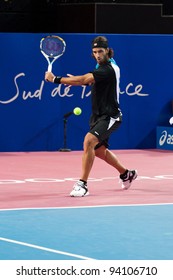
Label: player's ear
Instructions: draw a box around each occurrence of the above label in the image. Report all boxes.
[106,48,109,54]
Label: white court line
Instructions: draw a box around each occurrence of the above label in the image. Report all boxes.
[0,202,173,212]
[0,237,96,260]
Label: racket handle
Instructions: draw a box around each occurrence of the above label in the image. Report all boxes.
[48,64,52,72]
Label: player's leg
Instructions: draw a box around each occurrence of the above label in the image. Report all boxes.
[80,132,99,181]
[95,145,137,189]
[70,132,99,197]
[95,145,126,173]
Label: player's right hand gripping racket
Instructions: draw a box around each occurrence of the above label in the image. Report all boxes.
[40,35,66,72]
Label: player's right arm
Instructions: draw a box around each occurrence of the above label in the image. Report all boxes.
[45,72,95,86]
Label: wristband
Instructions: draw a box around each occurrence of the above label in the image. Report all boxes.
[53,76,62,84]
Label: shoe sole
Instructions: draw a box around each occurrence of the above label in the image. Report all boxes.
[70,191,89,197]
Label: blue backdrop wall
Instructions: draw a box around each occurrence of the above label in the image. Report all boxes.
[0,33,173,152]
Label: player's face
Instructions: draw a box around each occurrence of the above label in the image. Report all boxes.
[92,48,109,65]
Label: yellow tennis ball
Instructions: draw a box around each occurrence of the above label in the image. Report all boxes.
[73,107,82,116]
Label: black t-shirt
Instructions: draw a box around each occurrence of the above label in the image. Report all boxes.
[91,61,121,117]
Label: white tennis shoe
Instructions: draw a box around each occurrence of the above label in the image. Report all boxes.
[70,180,89,197]
[120,170,138,190]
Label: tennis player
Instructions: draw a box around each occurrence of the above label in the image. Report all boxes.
[45,36,137,197]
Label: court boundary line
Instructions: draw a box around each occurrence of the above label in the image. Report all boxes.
[0,237,96,260]
[0,202,173,212]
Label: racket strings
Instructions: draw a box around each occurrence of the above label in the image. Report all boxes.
[41,36,65,58]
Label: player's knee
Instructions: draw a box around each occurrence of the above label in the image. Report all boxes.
[83,133,98,150]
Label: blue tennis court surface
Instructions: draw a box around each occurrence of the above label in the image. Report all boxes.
[0,204,173,260]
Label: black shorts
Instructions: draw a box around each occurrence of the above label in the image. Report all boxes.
[89,113,122,149]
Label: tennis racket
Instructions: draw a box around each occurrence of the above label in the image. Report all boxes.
[40,35,66,72]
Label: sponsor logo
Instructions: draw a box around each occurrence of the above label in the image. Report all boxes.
[0,73,148,104]
[159,130,173,146]
[94,131,99,135]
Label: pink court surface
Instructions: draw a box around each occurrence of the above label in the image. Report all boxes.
[0,149,172,210]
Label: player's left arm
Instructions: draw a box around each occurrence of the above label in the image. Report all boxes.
[45,72,94,86]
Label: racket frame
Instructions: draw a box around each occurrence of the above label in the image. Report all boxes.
[40,35,66,72]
